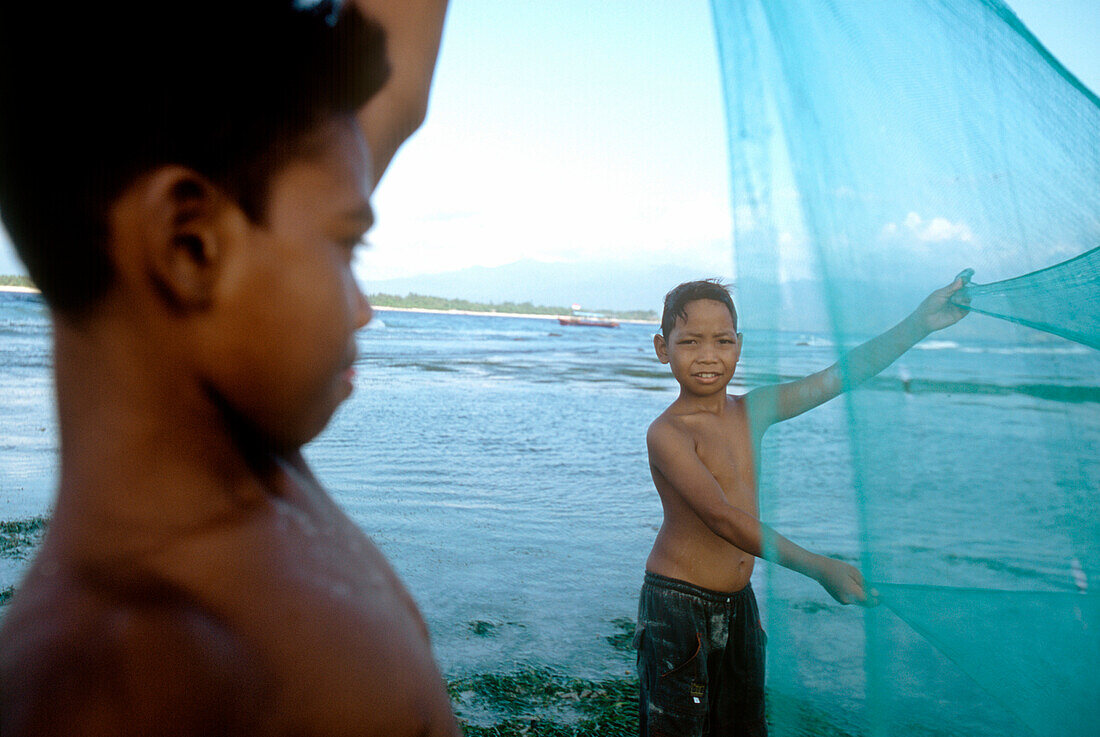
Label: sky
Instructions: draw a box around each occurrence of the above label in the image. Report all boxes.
[1,0,1098,294]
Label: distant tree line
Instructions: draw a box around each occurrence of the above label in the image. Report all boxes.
[369,292,657,321]
[0,279,660,319]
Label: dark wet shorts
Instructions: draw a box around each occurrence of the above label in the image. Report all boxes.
[635,572,767,737]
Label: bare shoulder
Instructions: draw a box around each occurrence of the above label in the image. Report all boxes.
[1,527,460,737]
[722,391,759,437]
[162,504,460,736]
[646,406,693,451]
[726,391,750,418]
[0,565,263,737]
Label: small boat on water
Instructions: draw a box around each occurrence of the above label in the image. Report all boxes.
[558,310,619,328]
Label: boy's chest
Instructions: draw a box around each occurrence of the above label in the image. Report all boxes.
[690,414,759,500]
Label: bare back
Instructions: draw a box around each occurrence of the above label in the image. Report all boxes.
[646,393,761,593]
[0,468,460,737]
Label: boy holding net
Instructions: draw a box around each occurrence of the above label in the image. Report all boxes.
[637,277,968,736]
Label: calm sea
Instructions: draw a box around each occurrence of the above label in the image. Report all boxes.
[1,290,1097,734]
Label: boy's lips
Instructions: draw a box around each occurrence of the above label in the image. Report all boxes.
[340,350,358,384]
[693,371,722,382]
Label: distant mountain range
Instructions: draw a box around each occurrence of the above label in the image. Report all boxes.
[362,259,721,316]
[3,251,981,335]
[1,255,1022,340]
[361,259,957,334]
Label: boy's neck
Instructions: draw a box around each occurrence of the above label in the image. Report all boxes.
[674,386,731,414]
[48,315,295,554]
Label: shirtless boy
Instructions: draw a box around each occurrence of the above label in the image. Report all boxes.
[0,2,459,735]
[637,278,968,736]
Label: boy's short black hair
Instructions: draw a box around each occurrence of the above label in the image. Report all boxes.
[661,278,738,338]
[0,0,389,315]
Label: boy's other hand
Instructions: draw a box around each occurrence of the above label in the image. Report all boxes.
[813,556,879,607]
[909,275,971,334]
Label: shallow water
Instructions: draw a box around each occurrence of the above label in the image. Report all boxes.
[1,292,1097,735]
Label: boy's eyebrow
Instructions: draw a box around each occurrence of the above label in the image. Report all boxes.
[679,329,736,337]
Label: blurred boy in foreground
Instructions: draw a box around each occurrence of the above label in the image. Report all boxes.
[0,1,459,734]
[637,277,968,736]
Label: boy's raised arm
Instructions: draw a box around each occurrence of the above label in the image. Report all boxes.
[748,275,969,429]
[353,0,449,185]
[647,421,871,605]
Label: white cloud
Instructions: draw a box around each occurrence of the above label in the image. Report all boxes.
[358,129,738,282]
[884,212,973,243]
[357,174,734,281]
[920,216,973,242]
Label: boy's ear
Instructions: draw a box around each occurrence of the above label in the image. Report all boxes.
[733,332,743,362]
[134,167,238,312]
[654,334,670,364]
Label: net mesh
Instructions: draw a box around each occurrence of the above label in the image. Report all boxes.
[708,1,1099,735]
[955,247,1100,350]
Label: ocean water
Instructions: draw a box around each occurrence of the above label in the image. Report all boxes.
[1,291,1097,734]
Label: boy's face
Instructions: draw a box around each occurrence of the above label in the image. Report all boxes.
[205,118,374,450]
[654,299,742,397]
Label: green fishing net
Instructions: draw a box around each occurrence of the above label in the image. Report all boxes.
[708,1,1099,735]
[955,247,1100,351]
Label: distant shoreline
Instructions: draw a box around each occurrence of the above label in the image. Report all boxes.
[0,287,657,324]
[372,304,656,325]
